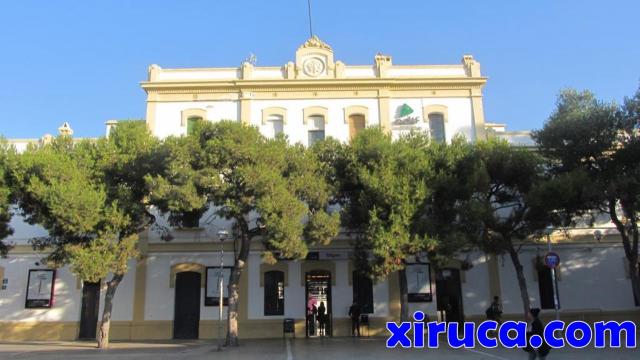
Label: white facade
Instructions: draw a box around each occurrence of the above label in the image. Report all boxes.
[1,37,638,341]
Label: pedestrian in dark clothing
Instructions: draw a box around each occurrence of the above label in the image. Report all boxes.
[486,296,503,323]
[348,302,361,337]
[307,303,318,336]
[318,302,327,336]
[525,308,551,359]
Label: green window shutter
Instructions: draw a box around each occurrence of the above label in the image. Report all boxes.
[186,117,202,135]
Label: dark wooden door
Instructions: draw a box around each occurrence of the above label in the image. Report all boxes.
[173,271,201,339]
[78,281,100,339]
[435,269,464,323]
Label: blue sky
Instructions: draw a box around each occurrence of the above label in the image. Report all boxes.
[1,0,638,138]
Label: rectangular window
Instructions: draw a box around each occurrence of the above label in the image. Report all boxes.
[537,257,558,309]
[352,271,374,314]
[348,115,366,141]
[428,114,446,143]
[265,115,284,138]
[186,116,202,136]
[308,130,325,146]
[264,271,285,316]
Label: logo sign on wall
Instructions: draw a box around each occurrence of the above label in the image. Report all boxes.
[25,269,56,308]
[392,104,421,126]
[544,252,561,269]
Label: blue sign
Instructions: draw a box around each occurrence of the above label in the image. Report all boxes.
[544,252,560,268]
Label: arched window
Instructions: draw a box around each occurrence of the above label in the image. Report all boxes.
[307,115,325,146]
[264,270,285,316]
[264,114,284,138]
[186,116,203,136]
[428,113,446,143]
[348,114,366,141]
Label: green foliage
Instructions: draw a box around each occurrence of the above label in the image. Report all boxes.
[94,121,161,236]
[534,86,640,301]
[66,234,138,282]
[468,139,552,253]
[10,121,157,272]
[147,120,340,259]
[533,88,640,223]
[326,128,478,279]
[12,138,107,243]
[145,125,218,228]
[0,139,16,257]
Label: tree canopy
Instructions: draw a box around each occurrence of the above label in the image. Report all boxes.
[533,87,640,304]
[0,140,15,257]
[316,128,480,320]
[9,121,159,348]
[147,120,340,345]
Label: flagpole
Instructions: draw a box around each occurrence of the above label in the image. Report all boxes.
[307,0,313,37]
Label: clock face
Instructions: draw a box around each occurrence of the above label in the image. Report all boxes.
[303,57,325,77]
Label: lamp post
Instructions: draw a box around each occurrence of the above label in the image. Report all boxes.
[543,226,560,320]
[217,230,228,352]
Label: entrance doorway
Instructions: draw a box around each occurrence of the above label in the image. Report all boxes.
[305,270,332,337]
[78,281,100,339]
[435,268,464,323]
[173,271,201,339]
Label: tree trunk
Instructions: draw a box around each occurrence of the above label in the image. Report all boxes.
[398,268,409,322]
[629,257,640,305]
[609,201,640,304]
[97,273,124,349]
[507,244,531,319]
[632,220,640,304]
[225,230,251,347]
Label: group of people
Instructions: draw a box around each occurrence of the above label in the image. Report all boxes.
[486,296,552,359]
[307,301,364,337]
[307,301,329,336]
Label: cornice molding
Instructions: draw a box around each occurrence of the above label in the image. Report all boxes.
[141,77,488,94]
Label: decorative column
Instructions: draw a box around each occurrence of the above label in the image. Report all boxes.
[378,89,391,134]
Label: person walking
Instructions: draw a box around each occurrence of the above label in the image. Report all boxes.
[318,302,327,336]
[307,302,318,336]
[348,302,361,337]
[525,308,551,359]
[486,296,503,323]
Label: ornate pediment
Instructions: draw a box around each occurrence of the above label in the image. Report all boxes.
[298,35,333,52]
[295,36,335,79]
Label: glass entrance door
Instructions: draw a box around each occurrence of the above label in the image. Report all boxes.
[305,271,332,337]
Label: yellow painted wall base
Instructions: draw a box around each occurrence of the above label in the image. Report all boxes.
[1,309,638,341]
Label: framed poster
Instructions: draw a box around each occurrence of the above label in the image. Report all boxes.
[406,264,432,302]
[205,266,232,306]
[25,269,56,308]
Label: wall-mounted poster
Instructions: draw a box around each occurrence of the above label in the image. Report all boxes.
[205,266,232,306]
[406,264,432,302]
[25,269,56,308]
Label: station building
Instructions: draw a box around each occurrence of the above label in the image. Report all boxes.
[0,37,638,341]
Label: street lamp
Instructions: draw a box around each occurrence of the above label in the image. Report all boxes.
[217,230,228,352]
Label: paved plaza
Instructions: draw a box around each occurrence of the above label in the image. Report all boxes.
[0,337,637,360]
